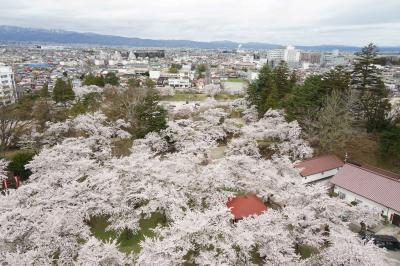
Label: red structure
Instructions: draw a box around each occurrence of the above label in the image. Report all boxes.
[227,194,267,220]
[1,176,20,191]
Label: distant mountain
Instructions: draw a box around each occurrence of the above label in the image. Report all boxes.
[0,25,399,52]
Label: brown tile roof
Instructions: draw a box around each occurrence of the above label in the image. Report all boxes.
[227,195,267,220]
[295,155,344,177]
[331,164,400,212]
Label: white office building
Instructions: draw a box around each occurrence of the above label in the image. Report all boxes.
[266,46,300,67]
[0,64,17,106]
[283,45,300,64]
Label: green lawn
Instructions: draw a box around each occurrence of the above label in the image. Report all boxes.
[214,93,244,101]
[87,212,167,253]
[226,78,247,83]
[161,92,208,101]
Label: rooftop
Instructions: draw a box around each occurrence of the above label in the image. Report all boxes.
[295,154,344,177]
[227,194,267,220]
[331,163,400,212]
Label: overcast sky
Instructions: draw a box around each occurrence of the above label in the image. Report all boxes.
[0,0,399,46]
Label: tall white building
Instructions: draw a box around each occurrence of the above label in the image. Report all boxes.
[266,46,300,67]
[283,45,300,63]
[266,49,285,61]
[0,64,17,106]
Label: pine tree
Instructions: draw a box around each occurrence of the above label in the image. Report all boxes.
[133,90,167,138]
[352,43,383,92]
[273,63,290,98]
[323,66,351,93]
[53,78,75,103]
[351,43,391,132]
[246,65,275,115]
[104,72,119,86]
[40,82,50,98]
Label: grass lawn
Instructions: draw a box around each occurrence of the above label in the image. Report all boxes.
[214,93,244,101]
[87,212,167,253]
[226,78,247,83]
[161,92,208,101]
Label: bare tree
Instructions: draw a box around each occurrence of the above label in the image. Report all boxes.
[0,106,31,152]
[315,90,354,152]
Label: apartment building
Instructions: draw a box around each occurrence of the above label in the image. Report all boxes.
[0,64,17,106]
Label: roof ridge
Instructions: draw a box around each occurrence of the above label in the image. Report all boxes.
[297,154,340,163]
[346,163,400,182]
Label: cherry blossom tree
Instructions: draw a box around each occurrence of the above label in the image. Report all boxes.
[0,106,393,265]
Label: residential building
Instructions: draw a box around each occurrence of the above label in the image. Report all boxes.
[295,155,344,184]
[0,64,17,106]
[331,163,400,226]
[168,77,191,88]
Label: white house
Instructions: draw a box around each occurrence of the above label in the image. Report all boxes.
[295,154,344,184]
[331,163,400,227]
[168,77,191,88]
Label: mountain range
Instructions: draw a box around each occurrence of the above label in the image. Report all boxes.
[0,25,399,52]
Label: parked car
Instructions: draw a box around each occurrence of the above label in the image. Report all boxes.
[363,234,400,251]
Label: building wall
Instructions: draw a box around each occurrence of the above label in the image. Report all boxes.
[302,168,340,184]
[334,186,400,225]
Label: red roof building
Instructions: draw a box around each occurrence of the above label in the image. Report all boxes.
[295,154,344,184]
[331,163,400,227]
[227,195,267,220]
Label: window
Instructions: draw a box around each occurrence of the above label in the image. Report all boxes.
[354,198,362,204]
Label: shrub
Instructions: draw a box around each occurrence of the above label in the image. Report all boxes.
[7,151,35,180]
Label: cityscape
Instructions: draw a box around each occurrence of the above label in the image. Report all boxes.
[0,1,400,265]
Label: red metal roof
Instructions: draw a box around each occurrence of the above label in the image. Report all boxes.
[227,195,267,220]
[331,164,400,212]
[295,154,344,177]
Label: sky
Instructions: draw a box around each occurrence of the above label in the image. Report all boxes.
[0,0,399,46]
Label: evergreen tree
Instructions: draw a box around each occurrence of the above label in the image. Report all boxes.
[285,75,324,120]
[53,78,75,103]
[40,82,50,98]
[351,43,391,132]
[83,74,105,87]
[246,65,276,115]
[352,43,383,92]
[289,71,298,89]
[323,66,351,93]
[104,72,119,86]
[132,90,167,138]
[273,63,291,98]
[379,126,400,165]
[7,151,35,180]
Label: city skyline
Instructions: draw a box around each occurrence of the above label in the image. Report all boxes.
[0,0,399,46]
